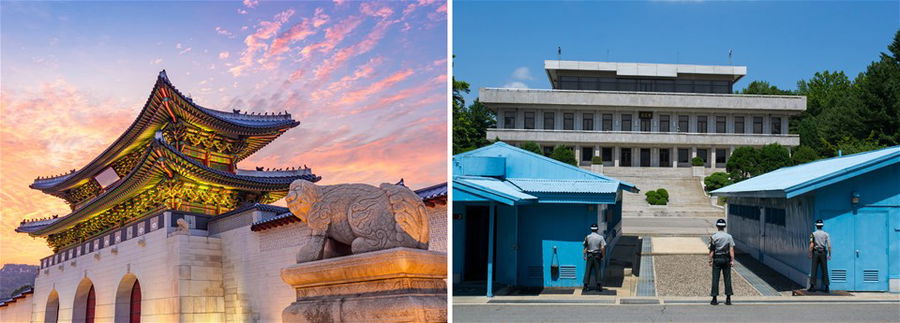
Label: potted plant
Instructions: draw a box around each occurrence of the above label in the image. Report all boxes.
[691,156,706,177]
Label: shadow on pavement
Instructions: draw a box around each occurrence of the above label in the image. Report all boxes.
[734,252,803,292]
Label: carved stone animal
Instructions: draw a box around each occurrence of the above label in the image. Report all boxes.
[285,180,429,263]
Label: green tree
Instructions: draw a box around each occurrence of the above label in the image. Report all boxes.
[758,143,792,173]
[852,30,900,148]
[738,81,794,95]
[726,146,760,182]
[831,136,887,156]
[452,77,497,154]
[704,172,733,192]
[549,145,577,166]
[791,146,820,165]
[519,141,542,155]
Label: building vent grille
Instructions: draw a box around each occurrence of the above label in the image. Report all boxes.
[559,265,577,280]
[831,270,847,282]
[528,266,543,279]
[863,270,879,282]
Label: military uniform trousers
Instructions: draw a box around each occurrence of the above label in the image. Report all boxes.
[583,252,602,287]
[710,255,733,296]
[810,249,829,289]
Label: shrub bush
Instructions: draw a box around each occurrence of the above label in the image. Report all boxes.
[645,189,669,205]
[691,156,705,166]
[519,141,543,155]
[549,145,577,166]
[591,156,603,165]
[704,172,733,192]
[656,188,669,200]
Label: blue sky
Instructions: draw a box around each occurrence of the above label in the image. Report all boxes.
[453,1,899,104]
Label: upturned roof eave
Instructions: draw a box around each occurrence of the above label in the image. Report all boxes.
[30,72,300,194]
[23,136,318,237]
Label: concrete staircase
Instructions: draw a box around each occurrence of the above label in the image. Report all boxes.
[599,167,724,217]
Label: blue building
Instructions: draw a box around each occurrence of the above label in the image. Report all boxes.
[452,142,637,296]
[712,147,900,292]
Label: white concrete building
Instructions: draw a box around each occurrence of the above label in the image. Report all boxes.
[483,60,806,169]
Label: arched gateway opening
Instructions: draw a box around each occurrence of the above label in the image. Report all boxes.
[72,278,96,323]
[114,273,142,323]
[44,289,59,323]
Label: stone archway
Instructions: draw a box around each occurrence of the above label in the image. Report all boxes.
[44,289,59,323]
[71,277,95,323]
[114,273,141,323]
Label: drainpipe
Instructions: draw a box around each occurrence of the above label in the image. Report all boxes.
[486,202,496,298]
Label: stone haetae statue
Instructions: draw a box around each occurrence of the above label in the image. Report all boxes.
[286,180,429,263]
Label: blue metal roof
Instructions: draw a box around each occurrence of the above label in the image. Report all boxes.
[507,178,620,194]
[455,176,537,204]
[712,146,900,198]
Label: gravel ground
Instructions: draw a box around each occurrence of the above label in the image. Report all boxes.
[654,255,760,296]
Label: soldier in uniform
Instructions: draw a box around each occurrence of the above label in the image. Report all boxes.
[583,224,606,292]
[808,219,831,293]
[708,218,734,305]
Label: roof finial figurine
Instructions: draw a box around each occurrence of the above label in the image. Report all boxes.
[256,166,263,171]
[396,178,405,186]
[233,109,241,114]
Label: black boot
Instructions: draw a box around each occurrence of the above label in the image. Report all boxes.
[823,286,829,293]
[710,296,718,305]
[725,296,732,305]
[583,284,590,292]
[597,284,603,292]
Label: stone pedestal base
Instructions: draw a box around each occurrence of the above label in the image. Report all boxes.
[281,248,447,323]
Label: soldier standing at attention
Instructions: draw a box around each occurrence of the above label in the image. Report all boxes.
[583,224,606,292]
[808,219,831,293]
[708,218,735,305]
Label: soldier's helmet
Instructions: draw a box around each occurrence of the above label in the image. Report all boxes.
[815,219,824,227]
[716,219,727,228]
[590,224,599,231]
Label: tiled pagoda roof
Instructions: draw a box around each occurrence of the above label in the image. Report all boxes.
[17,131,319,236]
[30,70,300,194]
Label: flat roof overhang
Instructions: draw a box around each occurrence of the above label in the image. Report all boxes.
[480,88,806,113]
[544,60,747,85]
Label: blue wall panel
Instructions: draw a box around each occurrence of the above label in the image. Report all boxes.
[516,204,597,287]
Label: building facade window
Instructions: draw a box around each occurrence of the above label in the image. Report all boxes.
[716,148,727,164]
[602,114,613,131]
[716,116,726,133]
[640,118,651,132]
[563,113,574,130]
[542,146,553,156]
[621,114,632,131]
[620,148,632,167]
[504,112,516,129]
[771,116,782,134]
[753,116,764,134]
[659,115,670,132]
[543,112,555,130]
[583,113,594,131]
[524,112,535,129]
[678,148,689,163]
[734,116,745,134]
[697,149,708,164]
[697,116,708,133]
[581,147,592,162]
[678,115,689,133]
[659,148,670,166]
[602,148,612,162]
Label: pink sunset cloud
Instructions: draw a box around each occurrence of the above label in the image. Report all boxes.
[1,0,447,266]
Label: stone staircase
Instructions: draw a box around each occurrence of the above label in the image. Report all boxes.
[599,167,724,217]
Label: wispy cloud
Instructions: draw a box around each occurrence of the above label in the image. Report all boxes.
[512,66,534,80]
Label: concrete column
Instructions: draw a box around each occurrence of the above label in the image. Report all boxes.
[711,149,717,169]
[651,148,659,167]
[673,145,679,168]
[762,115,771,134]
[613,112,620,131]
[613,145,620,167]
[594,144,600,157]
[781,116,789,135]
[575,145,582,164]
[574,111,581,131]
[726,114,733,133]
[691,146,697,159]
[536,109,544,130]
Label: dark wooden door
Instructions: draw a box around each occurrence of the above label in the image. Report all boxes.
[85,286,96,323]
[130,280,142,323]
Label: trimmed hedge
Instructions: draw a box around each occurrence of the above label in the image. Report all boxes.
[645,188,669,205]
[591,156,603,165]
[691,156,705,166]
